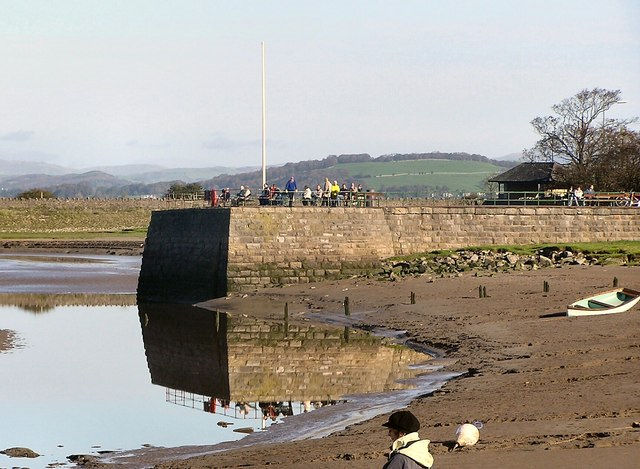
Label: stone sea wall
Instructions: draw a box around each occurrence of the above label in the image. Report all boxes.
[226,206,395,288]
[138,206,640,300]
[385,206,640,255]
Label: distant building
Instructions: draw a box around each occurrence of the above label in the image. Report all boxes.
[488,162,564,193]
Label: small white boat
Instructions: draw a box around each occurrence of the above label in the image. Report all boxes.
[567,288,640,317]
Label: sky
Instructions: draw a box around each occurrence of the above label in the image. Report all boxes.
[1,0,639,169]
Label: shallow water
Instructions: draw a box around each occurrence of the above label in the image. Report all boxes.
[0,253,140,293]
[0,301,433,468]
[0,253,455,468]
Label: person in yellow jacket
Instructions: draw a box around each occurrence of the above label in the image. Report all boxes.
[330,180,340,206]
[382,410,433,469]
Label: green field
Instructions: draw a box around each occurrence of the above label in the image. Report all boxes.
[330,159,505,193]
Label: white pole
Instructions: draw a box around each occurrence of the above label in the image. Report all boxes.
[261,41,267,187]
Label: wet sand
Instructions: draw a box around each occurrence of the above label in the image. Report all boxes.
[0,252,141,294]
[0,239,144,256]
[0,329,15,353]
[152,265,639,469]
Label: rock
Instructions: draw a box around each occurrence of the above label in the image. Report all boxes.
[1,447,40,458]
[632,421,640,428]
[538,255,553,267]
[601,257,625,266]
[233,427,254,434]
[67,454,98,465]
[506,254,519,265]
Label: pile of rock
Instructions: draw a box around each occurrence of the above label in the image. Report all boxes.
[380,248,623,280]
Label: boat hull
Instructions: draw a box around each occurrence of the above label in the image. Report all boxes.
[567,288,640,317]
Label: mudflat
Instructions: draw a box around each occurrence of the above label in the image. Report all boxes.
[154,264,639,469]
[3,256,639,468]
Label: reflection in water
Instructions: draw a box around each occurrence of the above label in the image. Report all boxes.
[0,293,137,313]
[138,304,428,429]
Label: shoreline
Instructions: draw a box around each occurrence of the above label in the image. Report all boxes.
[0,239,144,256]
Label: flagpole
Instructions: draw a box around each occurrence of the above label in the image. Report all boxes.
[261,41,267,187]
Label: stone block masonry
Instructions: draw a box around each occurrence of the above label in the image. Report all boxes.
[138,206,640,301]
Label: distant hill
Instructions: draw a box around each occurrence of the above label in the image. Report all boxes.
[83,164,167,176]
[0,152,516,197]
[0,163,259,197]
[123,166,259,184]
[201,152,515,195]
[496,152,524,161]
[0,171,131,197]
[0,158,74,176]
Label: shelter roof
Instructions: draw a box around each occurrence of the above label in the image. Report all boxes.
[488,162,562,183]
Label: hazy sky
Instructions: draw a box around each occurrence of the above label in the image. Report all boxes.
[1,0,639,168]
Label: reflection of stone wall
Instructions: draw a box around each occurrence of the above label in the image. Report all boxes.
[138,206,640,300]
[139,304,230,398]
[139,306,427,402]
[226,319,427,402]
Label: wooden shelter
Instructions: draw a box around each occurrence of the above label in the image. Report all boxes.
[489,162,564,192]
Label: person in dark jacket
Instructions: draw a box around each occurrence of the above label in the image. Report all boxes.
[382,410,433,469]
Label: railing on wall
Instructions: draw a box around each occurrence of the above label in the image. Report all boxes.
[481,191,640,207]
[6,190,638,208]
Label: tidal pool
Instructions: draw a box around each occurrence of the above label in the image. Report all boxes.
[0,300,433,468]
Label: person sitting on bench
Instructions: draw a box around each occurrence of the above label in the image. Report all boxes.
[235,185,251,205]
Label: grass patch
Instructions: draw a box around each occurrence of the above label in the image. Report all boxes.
[0,201,154,237]
[463,241,640,256]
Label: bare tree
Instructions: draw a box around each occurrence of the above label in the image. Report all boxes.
[524,89,635,182]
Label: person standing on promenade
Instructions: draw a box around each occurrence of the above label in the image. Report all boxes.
[323,177,332,206]
[382,410,433,469]
[567,186,577,206]
[330,180,340,206]
[285,176,297,207]
[574,186,584,206]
